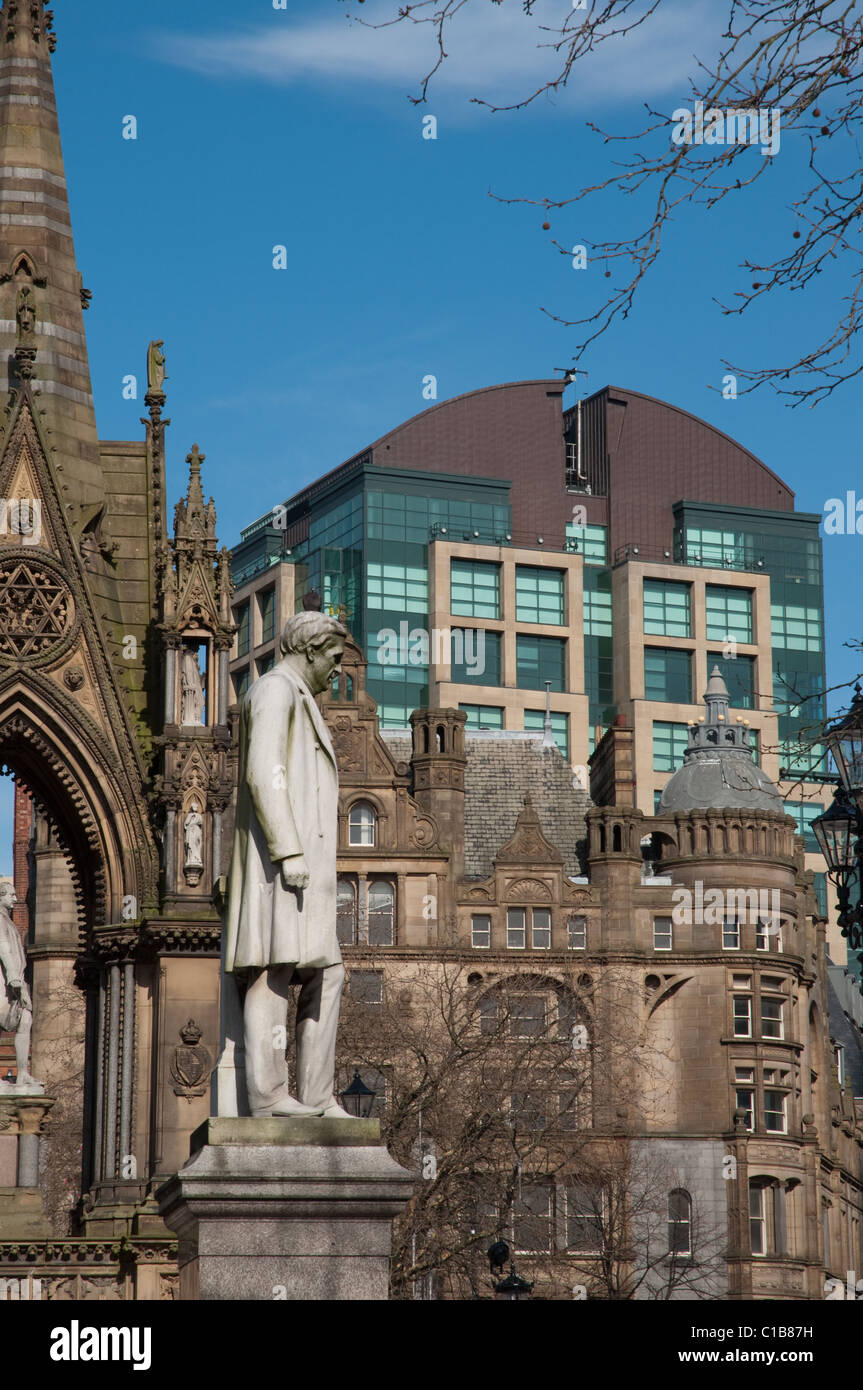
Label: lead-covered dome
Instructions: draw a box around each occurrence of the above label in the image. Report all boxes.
[658,668,783,814]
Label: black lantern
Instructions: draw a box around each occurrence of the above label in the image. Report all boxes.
[493,1270,534,1301]
[813,789,863,950]
[339,1070,376,1118]
[812,791,857,878]
[825,684,863,800]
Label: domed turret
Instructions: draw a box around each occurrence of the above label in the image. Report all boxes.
[659,668,782,814]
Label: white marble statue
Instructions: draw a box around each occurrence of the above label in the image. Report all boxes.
[180,648,204,726]
[0,882,42,1093]
[224,611,352,1118]
[184,802,204,870]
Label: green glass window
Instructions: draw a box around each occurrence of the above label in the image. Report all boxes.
[583,587,612,637]
[258,653,275,676]
[234,666,251,701]
[684,526,744,569]
[566,523,608,565]
[516,635,566,692]
[710,654,755,709]
[653,721,689,772]
[771,604,822,652]
[236,602,250,658]
[450,560,500,619]
[459,703,504,730]
[366,561,428,614]
[706,586,753,643]
[643,580,691,638]
[259,587,276,645]
[524,709,569,758]
[451,630,501,685]
[780,738,826,777]
[516,566,565,625]
[644,648,692,704]
[785,800,825,852]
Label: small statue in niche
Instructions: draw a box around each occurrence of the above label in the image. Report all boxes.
[16,286,36,341]
[180,646,205,726]
[183,801,204,886]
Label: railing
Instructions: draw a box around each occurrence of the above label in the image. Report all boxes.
[429,523,572,553]
[613,542,766,573]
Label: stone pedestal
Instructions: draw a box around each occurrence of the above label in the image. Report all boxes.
[156,1117,415,1300]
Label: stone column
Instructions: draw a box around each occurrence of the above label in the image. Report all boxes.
[104,962,121,1178]
[157,1117,415,1301]
[92,971,106,1181]
[118,960,135,1174]
[358,875,368,945]
[0,1097,54,1238]
[396,873,406,945]
[212,810,222,885]
[218,649,229,727]
[165,646,177,724]
[164,809,176,893]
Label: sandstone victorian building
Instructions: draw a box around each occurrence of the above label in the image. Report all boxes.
[0,1,861,1302]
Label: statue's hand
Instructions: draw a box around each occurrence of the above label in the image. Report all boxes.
[280,856,309,891]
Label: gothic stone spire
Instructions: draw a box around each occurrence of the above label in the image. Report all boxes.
[0,0,104,533]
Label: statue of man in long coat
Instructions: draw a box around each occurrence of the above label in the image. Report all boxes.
[225,611,349,1117]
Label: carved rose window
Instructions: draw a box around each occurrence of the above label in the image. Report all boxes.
[0,559,73,658]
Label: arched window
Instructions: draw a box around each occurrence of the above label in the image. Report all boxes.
[348,801,376,847]
[337,877,358,945]
[368,879,395,947]
[668,1189,692,1256]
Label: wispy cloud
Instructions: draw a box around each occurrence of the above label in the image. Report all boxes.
[149,0,717,115]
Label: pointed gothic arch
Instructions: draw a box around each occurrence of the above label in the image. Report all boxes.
[0,680,155,931]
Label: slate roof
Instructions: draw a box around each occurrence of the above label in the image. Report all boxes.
[826,963,863,1098]
[381,730,591,879]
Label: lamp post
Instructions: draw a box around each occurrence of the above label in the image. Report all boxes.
[339,1070,376,1119]
[813,684,863,953]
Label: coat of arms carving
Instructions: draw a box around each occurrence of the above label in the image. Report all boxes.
[169,1018,211,1100]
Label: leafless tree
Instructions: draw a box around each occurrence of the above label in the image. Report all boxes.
[334,955,705,1298]
[352,0,863,404]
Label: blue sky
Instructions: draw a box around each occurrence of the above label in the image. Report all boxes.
[1,0,860,870]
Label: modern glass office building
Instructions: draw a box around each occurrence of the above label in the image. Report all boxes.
[229,380,828,864]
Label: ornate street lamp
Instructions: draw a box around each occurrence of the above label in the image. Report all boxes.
[825,684,863,801]
[339,1070,376,1118]
[813,789,863,951]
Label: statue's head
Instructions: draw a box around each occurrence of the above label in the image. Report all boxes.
[280,613,347,696]
[0,881,17,912]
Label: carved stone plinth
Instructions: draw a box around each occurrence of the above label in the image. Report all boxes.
[156,1117,414,1301]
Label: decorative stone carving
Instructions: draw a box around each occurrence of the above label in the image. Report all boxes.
[169,1019,212,1101]
[494,794,563,866]
[504,877,553,902]
[63,666,84,691]
[0,559,74,660]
